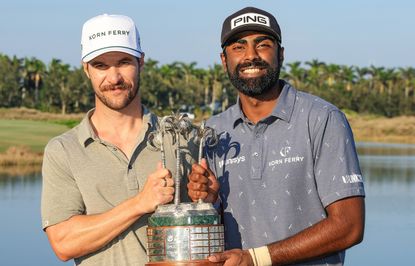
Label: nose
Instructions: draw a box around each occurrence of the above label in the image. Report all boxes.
[106,67,123,85]
[244,44,260,61]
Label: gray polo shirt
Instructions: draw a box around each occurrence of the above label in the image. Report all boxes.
[41,107,197,266]
[206,81,365,266]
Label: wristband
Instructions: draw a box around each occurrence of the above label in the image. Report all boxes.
[248,246,272,266]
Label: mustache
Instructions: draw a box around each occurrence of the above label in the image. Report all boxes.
[235,59,270,72]
[101,82,132,92]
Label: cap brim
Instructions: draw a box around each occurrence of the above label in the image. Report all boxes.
[82,46,142,63]
[221,25,281,48]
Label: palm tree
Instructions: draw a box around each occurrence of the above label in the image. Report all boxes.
[177,62,201,108]
[45,59,71,114]
[397,67,415,99]
[67,67,92,113]
[340,65,356,92]
[323,63,341,87]
[0,54,23,107]
[305,59,326,90]
[159,62,186,110]
[285,61,305,89]
[141,58,165,109]
[23,57,46,106]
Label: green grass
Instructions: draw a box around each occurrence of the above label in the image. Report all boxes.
[0,119,71,153]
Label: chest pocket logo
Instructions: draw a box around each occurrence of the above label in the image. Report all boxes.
[279,146,291,157]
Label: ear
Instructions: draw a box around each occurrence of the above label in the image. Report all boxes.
[82,62,90,79]
[279,46,285,63]
[138,53,145,71]
[220,52,227,72]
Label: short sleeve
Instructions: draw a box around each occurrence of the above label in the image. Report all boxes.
[313,110,365,207]
[41,138,85,229]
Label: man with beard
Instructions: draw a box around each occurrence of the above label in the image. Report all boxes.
[41,14,196,266]
[188,7,365,266]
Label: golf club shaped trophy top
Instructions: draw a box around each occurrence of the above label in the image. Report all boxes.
[146,113,224,265]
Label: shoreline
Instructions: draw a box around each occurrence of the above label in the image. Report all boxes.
[2,137,414,176]
[346,114,415,145]
[1,109,414,174]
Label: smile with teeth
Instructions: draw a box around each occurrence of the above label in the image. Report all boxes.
[241,67,262,74]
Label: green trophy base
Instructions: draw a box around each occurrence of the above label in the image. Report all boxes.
[146,202,224,266]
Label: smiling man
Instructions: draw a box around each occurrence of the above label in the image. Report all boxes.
[41,14,196,266]
[188,7,365,266]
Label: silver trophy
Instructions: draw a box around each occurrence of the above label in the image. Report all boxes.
[146,114,224,266]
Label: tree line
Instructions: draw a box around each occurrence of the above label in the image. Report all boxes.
[1,53,414,117]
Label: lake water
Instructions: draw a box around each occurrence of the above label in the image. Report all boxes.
[0,142,414,265]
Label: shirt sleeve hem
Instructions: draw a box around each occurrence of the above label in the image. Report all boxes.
[321,187,365,208]
[42,213,81,230]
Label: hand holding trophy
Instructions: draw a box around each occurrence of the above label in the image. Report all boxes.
[146,114,224,265]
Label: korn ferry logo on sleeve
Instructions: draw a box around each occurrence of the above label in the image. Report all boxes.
[231,13,270,29]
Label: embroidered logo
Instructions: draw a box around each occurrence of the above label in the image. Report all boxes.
[279,146,291,157]
[231,13,270,29]
[342,174,363,184]
[269,146,304,167]
[218,156,246,168]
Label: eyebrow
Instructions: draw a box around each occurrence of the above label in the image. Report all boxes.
[118,57,133,61]
[231,35,276,45]
[89,60,105,67]
[90,57,133,66]
[253,36,276,44]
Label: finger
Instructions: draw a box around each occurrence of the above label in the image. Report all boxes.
[156,167,171,180]
[160,178,167,187]
[191,163,206,175]
[162,186,175,196]
[200,158,208,169]
[197,159,215,179]
[208,253,228,262]
[189,180,208,191]
[189,174,208,184]
[156,161,163,170]
[165,176,174,187]
[191,191,208,201]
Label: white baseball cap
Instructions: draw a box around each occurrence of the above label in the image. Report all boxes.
[81,14,143,62]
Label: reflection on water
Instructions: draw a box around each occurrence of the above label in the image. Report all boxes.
[348,142,415,266]
[0,172,40,185]
[357,142,415,183]
[0,164,41,177]
[357,141,415,156]
[0,171,41,200]
[2,142,414,189]
[0,142,414,266]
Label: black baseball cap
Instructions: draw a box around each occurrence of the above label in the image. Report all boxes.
[221,7,282,48]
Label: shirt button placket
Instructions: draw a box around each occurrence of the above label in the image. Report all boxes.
[251,127,263,180]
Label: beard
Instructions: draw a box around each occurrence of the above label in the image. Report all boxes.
[227,58,280,97]
[95,77,139,111]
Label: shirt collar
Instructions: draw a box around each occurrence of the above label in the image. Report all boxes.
[77,106,156,147]
[231,80,297,128]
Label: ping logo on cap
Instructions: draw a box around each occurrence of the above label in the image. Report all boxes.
[231,12,270,29]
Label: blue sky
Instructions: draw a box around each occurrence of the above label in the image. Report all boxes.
[1,0,414,69]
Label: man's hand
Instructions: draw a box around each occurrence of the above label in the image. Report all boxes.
[136,162,174,213]
[187,158,219,203]
[45,162,174,261]
[208,249,254,266]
